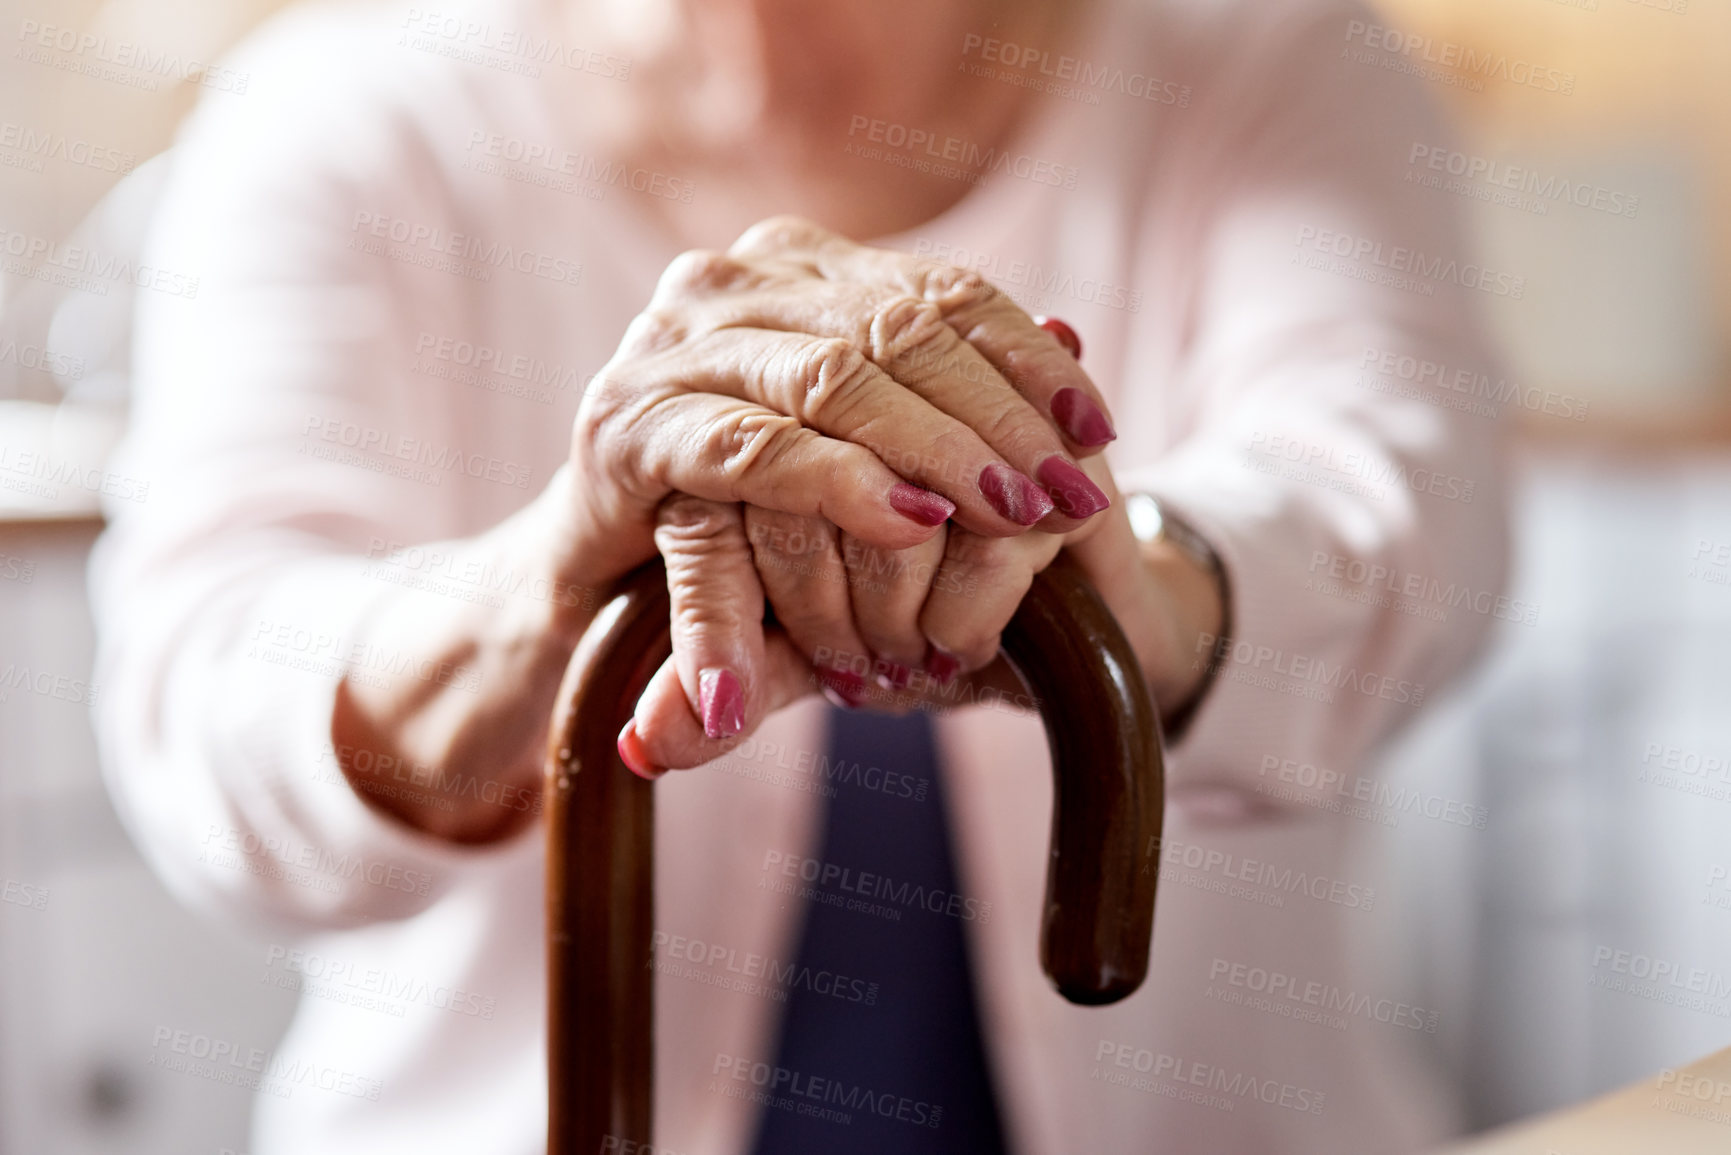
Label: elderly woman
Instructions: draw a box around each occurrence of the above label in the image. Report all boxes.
[92,0,1506,1150]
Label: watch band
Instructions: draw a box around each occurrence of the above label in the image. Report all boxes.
[1123,491,1230,736]
[1124,492,1223,584]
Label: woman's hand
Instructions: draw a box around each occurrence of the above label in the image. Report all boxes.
[551,215,1115,599]
[624,449,1228,777]
[549,215,1121,763]
[326,216,1117,842]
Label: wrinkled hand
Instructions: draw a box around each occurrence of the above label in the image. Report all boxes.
[555,216,1124,771]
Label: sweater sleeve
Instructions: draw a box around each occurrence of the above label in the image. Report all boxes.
[89,10,524,933]
[1117,0,1511,811]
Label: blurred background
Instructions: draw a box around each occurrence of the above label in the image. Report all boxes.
[1,0,1728,1151]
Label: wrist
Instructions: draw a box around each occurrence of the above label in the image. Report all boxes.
[1138,538,1226,719]
[522,465,633,641]
[1122,493,1229,724]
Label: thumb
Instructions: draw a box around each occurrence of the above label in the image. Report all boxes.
[656,494,764,736]
[622,495,765,776]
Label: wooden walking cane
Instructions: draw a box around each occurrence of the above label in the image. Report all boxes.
[544,550,1165,1154]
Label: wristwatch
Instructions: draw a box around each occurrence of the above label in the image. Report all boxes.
[1124,492,1224,588]
[1123,491,1230,733]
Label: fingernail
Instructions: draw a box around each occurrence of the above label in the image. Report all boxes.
[616,719,664,780]
[888,482,955,527]
[875,661,913,691]
[1034,316,1082,360]
[699,667,745,739]
[817,668,870,710]
[1036,456,1111,519]
[1050,387,1115,446]
[978,463,1055,526]
[925,643,962,685]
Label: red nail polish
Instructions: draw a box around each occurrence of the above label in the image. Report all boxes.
[1035,457,1111,519]
[875,661,913,691]
[616,719,664,780]
[1035,316,1082,360]
[699,667,745,739]
[978,463,1055,526]
[817,668,870,709]
[924,644,962,685]
[1050,387,1116,446]
[888,482,955,527]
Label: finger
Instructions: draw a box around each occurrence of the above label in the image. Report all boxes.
[683,283,1110,525]
[652,496,767,749]
[609,328,1050,535]
[744,507,874,708]
[628,628,820,773]
[918,526,1061,680]
[839,527,948,688]
[583,375,953,552]
[729,218,1118,455]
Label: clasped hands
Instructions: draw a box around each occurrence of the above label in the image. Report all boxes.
[556,216,1205,778]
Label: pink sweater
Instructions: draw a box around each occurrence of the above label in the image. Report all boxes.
[92,0,1507,1150]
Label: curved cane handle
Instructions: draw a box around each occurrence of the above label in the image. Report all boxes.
[545,552,1164,1153]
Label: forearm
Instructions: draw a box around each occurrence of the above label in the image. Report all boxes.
[332,475,615,843]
